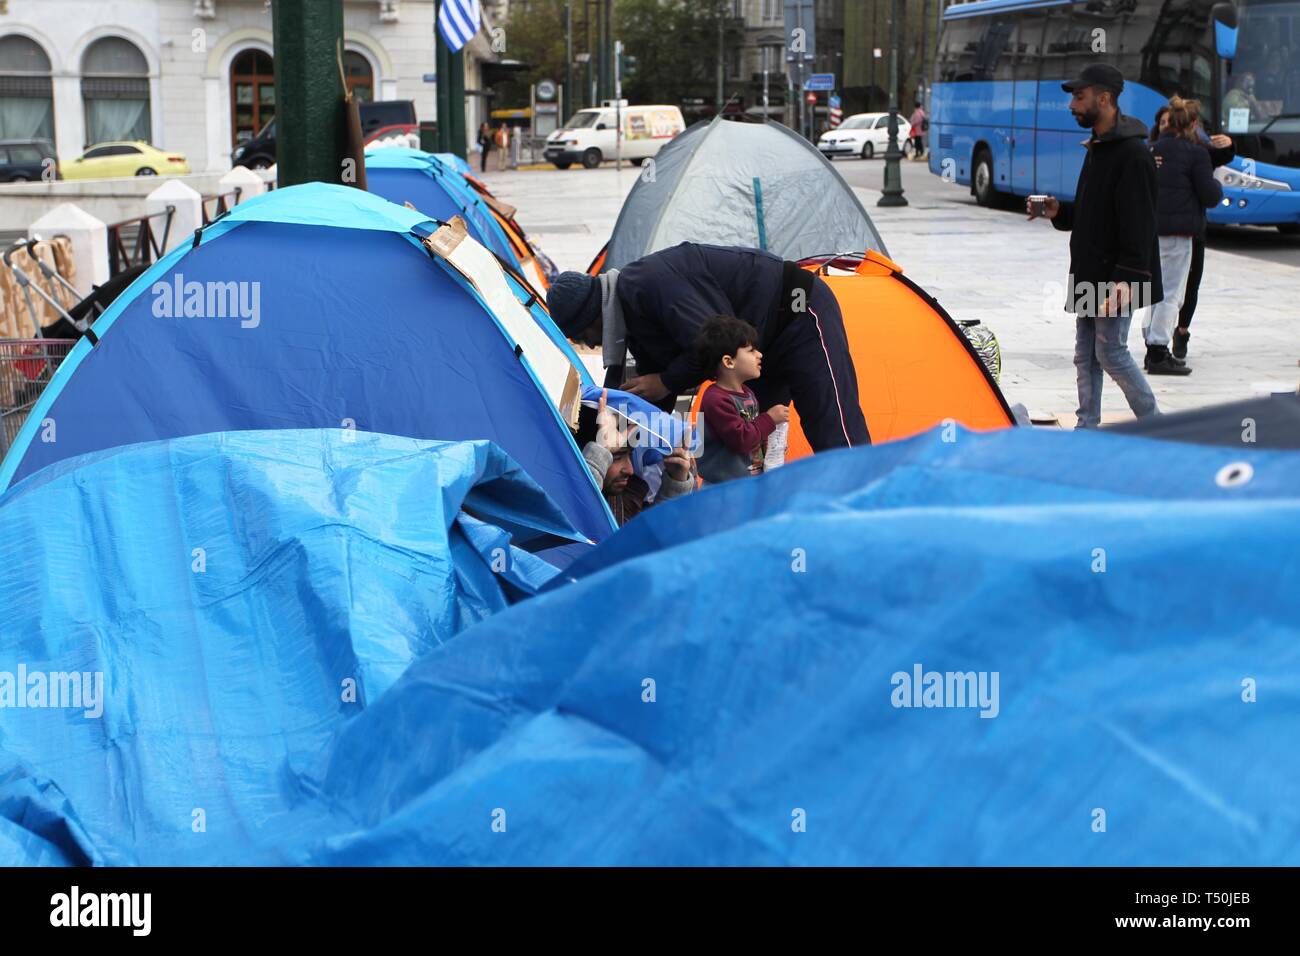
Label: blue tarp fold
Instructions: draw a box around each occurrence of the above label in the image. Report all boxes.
[3,426,1298,865]
[0,430,577,865]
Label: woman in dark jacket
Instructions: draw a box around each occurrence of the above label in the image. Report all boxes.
[1150,106,1235,361]
[1140,97,1223,375]
[477,121,493,173]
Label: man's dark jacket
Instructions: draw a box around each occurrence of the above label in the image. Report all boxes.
[1152,132,1225,239]
[616,243,785,393]
[1052,114,1163,316]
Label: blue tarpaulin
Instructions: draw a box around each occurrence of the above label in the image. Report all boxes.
[0,430,580,865]
[3,425,1298,865]
[297,427,1300,865]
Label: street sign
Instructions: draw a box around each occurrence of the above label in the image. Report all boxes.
[805,73,835,91]
[829,94,842,128]
[422,73,437,83]
[784,0,817,62]
[536,78,557,101]
[805,91,818,105]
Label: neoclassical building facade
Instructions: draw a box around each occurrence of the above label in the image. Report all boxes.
[0,0,497,171]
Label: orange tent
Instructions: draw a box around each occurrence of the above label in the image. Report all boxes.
[690,251,1015,460]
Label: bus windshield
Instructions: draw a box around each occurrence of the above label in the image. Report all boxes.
[1222,0,1300,134]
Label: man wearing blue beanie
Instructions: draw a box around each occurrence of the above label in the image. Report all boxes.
[547,242,869,451]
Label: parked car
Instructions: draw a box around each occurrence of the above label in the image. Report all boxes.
[0,139,58,182]
[545,102,686,169]
[61,142,190,180]
[232,100,418,169]
[818,112,915,161]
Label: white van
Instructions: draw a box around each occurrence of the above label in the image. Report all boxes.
[544,102,685,169]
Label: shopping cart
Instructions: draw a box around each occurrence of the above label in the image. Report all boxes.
[2,239,97,340]
[0,337,76,458]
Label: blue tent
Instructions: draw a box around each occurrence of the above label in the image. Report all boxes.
[433,152,475,177]
[0,430,582,865]
[365,147,521,271]
[0,183,614,563]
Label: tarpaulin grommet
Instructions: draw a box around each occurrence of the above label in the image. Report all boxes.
[1216,462,1254,488]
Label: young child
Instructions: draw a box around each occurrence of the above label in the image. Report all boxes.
[693,316,789,484]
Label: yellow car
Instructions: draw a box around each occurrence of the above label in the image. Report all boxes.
[62,142,190,180]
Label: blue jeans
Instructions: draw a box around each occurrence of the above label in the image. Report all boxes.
[1074,312,1159,429]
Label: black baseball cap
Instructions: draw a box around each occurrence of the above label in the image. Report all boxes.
[1062,64,1125,95]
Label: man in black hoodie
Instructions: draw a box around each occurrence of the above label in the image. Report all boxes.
[547,243,870,451]
[1028,64,1160,428]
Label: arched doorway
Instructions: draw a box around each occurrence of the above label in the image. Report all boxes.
[81,36,151,145]
[343,50,373,102]
[230,49,275,146]
[0,35,54,142]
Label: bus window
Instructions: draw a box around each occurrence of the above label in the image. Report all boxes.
[1050,9,1099,83]
[1224,1,1299,133]
[937,17,983,83]
[972,20,1017,82]
[1013,12,1047,82]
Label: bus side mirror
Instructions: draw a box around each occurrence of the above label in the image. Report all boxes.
[1211,2,1238,61]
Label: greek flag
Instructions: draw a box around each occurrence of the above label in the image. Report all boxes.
[437,0,482,53]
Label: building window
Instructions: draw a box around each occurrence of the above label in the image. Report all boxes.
[231,49,275,145]
[343,50,373,103]
[0,35,55,142]
[81,37,151,145]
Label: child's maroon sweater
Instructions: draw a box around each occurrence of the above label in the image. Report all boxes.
[697,383,775,483]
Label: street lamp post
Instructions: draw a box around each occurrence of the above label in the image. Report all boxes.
[565,3,573,117]
[878,0,908,207]
[271,0,346,187]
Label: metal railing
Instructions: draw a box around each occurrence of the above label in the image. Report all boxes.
[106,205,174,277]
[201,187,243,225]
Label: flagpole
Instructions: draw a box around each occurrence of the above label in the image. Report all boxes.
[434,0,474,161]
[435,0,452,154]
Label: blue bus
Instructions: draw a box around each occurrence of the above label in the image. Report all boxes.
[928,0,1300,233]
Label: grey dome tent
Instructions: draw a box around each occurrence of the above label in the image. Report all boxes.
[593,117,888,273]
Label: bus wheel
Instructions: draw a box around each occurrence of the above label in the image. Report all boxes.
[581,148,603,169]
[972,148,997,207]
